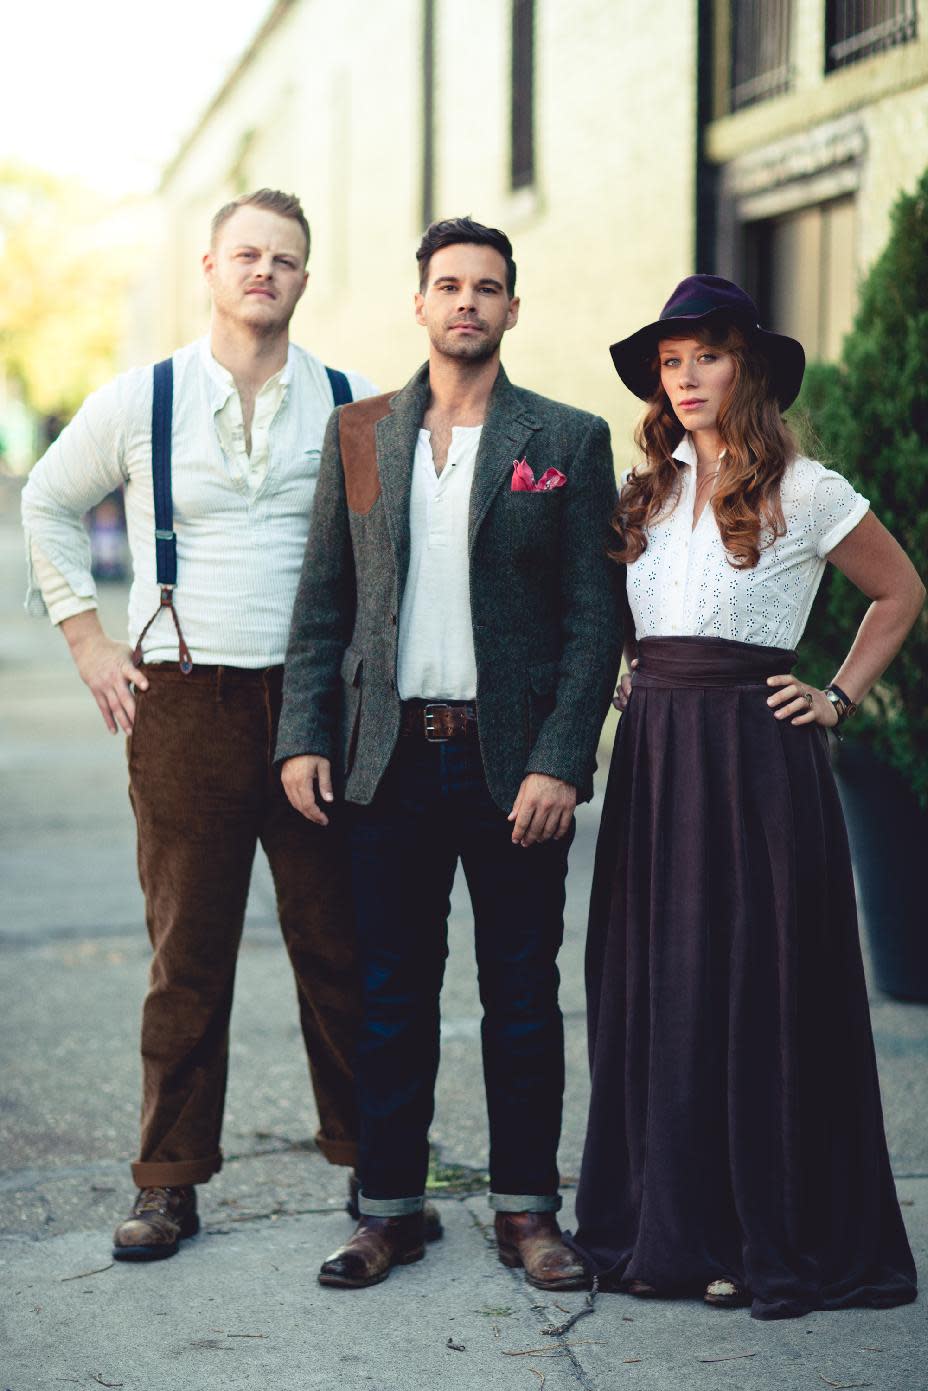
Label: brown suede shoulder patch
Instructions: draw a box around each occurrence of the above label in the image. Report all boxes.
[339,392,395,515]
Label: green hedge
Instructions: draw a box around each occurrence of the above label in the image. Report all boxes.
[788,169,928,808]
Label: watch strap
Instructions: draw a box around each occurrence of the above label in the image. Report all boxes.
[824,683,857,723]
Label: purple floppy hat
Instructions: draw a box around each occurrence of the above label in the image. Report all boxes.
[609,274,806,409]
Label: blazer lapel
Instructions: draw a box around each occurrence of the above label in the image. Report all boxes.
[374,363,431,594]
[468,365,542,551]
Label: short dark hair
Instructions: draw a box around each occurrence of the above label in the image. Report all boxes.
[416,216,517,296]
[211,189,311,265]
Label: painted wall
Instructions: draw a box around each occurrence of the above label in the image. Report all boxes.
[150,0,928,455]
[153,0,698,467]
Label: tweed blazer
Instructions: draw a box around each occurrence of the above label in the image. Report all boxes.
[276,362,622,810]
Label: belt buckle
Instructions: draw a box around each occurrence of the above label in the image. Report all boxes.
[423,702,451,742]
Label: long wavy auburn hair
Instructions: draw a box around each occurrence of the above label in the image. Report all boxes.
[611,321,797,569]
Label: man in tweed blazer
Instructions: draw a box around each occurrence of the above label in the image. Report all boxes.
[278,217,621,1290]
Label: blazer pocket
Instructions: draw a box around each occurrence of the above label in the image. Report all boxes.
[509,490,562,560]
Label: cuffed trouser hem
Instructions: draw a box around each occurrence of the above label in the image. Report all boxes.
[131,1151,223,1188]
[358,1193,424,1217]
[315,1132,358,1167]
[489,1192,562,1213]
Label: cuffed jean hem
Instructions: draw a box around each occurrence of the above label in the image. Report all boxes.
[489,1192,562,1213]
[315,1131,358,1167]
[358,1194,424,1217]
[131,1151,223,1187]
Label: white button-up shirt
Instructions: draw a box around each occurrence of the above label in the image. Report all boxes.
[397,425,481,699]
[22,339,375,666]
[626,435,869,649]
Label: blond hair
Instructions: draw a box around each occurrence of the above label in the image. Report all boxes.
[210,189,310,264]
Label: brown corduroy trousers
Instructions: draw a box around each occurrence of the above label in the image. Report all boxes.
[126,662,359,1187]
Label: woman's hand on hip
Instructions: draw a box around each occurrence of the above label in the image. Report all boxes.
[612,658,639,712]
[766,674,839,727]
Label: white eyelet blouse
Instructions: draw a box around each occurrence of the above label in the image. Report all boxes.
[625,435,869,651]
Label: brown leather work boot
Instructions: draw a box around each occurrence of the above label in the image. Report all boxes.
[112,1186,199,1261]
[345,1173,444,1244]
[494,1211,589,1290]
[318,1213,426,1288]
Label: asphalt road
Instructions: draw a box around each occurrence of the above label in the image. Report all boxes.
[1,481,925,1391]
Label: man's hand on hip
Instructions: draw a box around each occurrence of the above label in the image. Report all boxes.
[508,773,576,847]
[61,611,147,735]
[281,755,335,826]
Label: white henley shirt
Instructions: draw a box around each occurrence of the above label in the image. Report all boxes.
[397,425,481,700]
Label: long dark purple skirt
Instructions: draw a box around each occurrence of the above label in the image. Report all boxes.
[572,636,917,1320]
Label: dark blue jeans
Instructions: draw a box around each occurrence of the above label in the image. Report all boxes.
[348,736,573,1209]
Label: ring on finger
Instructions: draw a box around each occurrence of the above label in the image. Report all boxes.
[802,691,813,708]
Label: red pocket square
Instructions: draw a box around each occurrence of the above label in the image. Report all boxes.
[511,458,567,492]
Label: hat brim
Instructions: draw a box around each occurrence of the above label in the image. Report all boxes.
[609,307,806,410]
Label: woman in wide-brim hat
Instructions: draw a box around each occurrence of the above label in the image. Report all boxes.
[570,275,923,1319]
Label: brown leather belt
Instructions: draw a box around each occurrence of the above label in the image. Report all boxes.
[400,701,478,742]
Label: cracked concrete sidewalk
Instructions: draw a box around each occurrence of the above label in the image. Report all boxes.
[1,489,926,1391]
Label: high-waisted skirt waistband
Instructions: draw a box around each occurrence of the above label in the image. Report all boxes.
[633,635,797,689]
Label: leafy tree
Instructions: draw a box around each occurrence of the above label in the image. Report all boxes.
[790,169,928,807]
[0,164,137,422]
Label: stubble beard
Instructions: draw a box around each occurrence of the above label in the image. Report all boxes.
[247,309,294,339]
[433,321,505,363]
[240,293,297,339]
[213,282,297,340]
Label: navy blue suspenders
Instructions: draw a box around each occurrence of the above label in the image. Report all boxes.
[325,366,352,406]
[131,358,192,672]
[151,358,178,588]
[131,358,353,672]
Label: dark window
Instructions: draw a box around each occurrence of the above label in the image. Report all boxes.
[421,0,436,227]
[826,0,917,70]
[742,197,857,362]
[511,0,535,190]
[730,0,792,111]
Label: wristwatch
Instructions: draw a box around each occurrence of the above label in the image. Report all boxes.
[824,682,858,726]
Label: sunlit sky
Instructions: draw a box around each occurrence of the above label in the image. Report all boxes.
[1,1,272,195]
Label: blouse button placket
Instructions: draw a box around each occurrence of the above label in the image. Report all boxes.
[668,468,695,634]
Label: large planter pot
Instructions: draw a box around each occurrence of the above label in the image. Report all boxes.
[833,739,928,1002]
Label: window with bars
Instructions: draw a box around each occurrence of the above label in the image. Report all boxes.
[730,0,793,111]
[826,0,918,70]
[511,0,535,190]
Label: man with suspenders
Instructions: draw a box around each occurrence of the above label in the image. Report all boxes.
[21,189,381,1260]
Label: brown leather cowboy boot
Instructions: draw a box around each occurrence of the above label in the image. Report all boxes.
[112,1186,199,1261]
[318,1213,426,1288]
[345,1173,444,1244]
[494,1211,589,1290]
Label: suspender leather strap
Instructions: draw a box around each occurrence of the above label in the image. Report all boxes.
[325,366,353,407]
